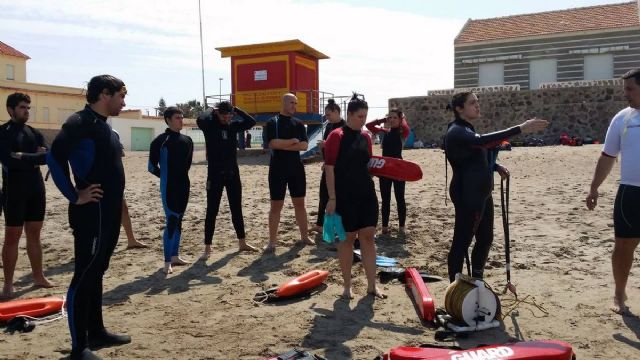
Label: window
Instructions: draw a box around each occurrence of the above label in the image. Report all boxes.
[42,107,49,122]
[584,54,614,80]
[478,63,504,86]
[6,64,15,80]
[530,59,557,89]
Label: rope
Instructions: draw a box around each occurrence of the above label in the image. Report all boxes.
[499,294,549,320]
[18,296,68,324]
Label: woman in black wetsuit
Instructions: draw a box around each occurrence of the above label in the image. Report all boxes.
[445,91,548,282]
[366,109,410,235]
[324,94,385,299]
[313,99,345,233]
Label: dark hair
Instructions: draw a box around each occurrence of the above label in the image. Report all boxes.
[86,75,126,104]
[446,91,474,118]
[163,106,183,123]
[6,92,31,109]
[347,93,368,114]
[389,107,403,119]
[622,68,640,86]
[325,98,340,112]
[216,101,234,114]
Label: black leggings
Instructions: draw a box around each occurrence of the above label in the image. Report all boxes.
[204,171,245,245]
[316,171,328,227]
[447,196,494,282]
[379,177,406,228]
[67,200,121,354]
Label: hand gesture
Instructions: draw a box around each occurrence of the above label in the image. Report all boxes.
[37,147,47,153]
[496,164,510,180]
[586,188,598,210]
[520,118,549,134]
[325,199,336,215]
[76,184,103,205]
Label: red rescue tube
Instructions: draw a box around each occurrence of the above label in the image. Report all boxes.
[276,270,329,298]
[405,268,436,322]
[383,340,574,360]
[0,296,65,322]
[368,156,423,182]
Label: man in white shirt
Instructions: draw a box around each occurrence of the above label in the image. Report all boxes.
[586,68,640,315]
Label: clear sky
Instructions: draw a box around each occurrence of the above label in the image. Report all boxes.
[0,0,628,119]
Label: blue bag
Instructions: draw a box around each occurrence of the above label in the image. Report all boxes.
[323,213,346,243]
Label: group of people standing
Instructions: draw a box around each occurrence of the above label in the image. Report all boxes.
[1,68,638,358]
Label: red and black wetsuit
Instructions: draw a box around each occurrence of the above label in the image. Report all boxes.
[366,119,410,229]
[324,126,378,232]
[315,119,345,227]
[444,117,521,282]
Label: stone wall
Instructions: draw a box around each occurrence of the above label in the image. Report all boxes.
[389,85,628,146]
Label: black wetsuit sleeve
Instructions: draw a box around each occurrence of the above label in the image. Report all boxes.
[148,137,161,178]
[450,125,521,149]
[0,129,23,169]
[264,119,276,143]
[196,109,215,132]
[47,118,82,203]
[297,121,309,142]
[18,128,48,165]
[186,137,194,170]
[230,107,256,132]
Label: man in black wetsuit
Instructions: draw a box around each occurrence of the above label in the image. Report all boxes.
[148,106,193,274]
[48,75,131,360]
[0,92,54,298]
[445,91,548,283]
[263,93,314,252]
[197,101,257,257]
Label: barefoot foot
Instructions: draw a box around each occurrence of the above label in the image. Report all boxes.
[238,240,259,252]
[263,243,276,253]
[1,284,15,300]
[33,276,55,288]
[367,287,387,299]
[171,256,189,266]
[341,288,354,300]
[163,263,173,274]
[611,294,630,315]
[126,240,148,249]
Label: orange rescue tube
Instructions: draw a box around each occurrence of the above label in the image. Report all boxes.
[276,270,329,298]
[0,296,65,322]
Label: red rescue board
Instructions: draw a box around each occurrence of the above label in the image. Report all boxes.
[405,268,436,322]
[0,296,64,322]
[382,340,574,360]
[368,156,423,182]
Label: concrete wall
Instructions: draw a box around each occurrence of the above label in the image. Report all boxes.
[389,83,628,145]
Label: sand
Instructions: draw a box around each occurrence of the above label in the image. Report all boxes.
[1,145,639,359]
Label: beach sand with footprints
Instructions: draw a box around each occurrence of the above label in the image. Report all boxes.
[1,145,638,359]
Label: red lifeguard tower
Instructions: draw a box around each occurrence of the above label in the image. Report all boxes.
[215,39,329,124]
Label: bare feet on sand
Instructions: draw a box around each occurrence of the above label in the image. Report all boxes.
[34,276,55,288]
[263,243,276,253]
[300,237,316,246]
[310,225,322,234]
[381,227,390,235]
[367,286,387,299]
[238,239,259,252]
[171,256,189,266]
[126,240,148,249]
[1,284,15,299]
[163,262,173,274]
[341,287,354,300]
[202,245,212,259]
[611,294,630,315]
